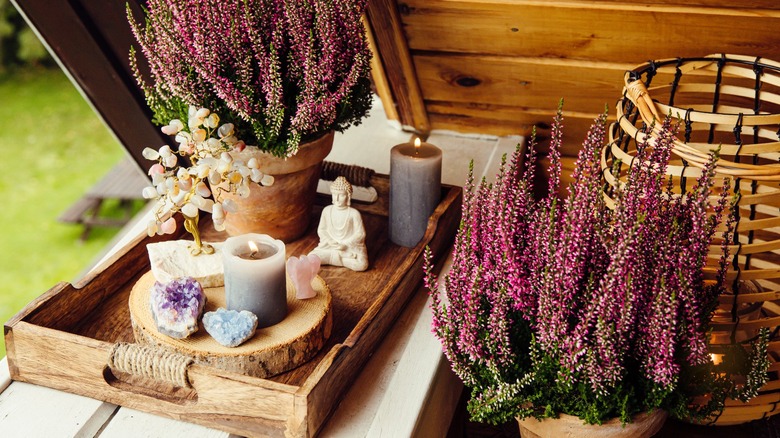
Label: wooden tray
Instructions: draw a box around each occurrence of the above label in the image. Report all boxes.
[3,175,461,438]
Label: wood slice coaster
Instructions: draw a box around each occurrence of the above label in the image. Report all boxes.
[128,271,332,378]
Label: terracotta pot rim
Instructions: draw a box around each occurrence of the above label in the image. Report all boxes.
[233,130,335,175]
[516,409,668,438]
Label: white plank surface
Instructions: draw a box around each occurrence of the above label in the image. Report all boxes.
[98,408,232,438]
[0,369,116,438]
[321,284,436,436]
[483,136,526,183]
[0,357,11,394]
[365,258,460,438]
[327,97,411,176]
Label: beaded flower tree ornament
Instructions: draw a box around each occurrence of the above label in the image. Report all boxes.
[142,107,274,255]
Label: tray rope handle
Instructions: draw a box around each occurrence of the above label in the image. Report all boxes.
[108,343,193,388]
[321,161,375,188]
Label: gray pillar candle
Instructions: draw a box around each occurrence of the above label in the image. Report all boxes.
[222,233,287,328]
[389,138,442,247]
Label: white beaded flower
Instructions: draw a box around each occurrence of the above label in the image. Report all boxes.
[142,106,273,236]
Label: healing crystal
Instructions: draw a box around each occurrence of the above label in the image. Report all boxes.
[287,254,321,299]
[149,277,206,339]
[147,240,224,287]
[203,308,258,347]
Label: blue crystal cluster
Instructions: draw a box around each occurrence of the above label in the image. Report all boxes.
[203,308,258,347]
[150,277,206,339]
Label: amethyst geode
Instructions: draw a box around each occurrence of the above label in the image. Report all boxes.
[150,277,206,339]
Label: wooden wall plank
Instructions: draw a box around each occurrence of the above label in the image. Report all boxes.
[560,0,780,8]
[363,17,400,123]
[366,0,430,132]
[455,0,780,10]
[400,1,780,63]
[414,54,629,114]
[427,105,605,156]
[417,53,625,146]
[427,102,538,138]
[397,2,780,149]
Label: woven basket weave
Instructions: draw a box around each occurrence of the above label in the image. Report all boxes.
[601,54,780,425]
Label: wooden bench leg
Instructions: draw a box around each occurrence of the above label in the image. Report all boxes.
[80,199,103,241]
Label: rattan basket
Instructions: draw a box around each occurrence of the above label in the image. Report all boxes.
[601,54,780,425]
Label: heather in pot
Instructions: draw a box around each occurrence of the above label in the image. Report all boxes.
[128,0,373,157]
[424,105,770,427]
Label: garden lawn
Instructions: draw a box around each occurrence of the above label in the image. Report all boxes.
[0,67,138,357]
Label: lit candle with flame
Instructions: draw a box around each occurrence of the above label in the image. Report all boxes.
[389,137,442,247]
[238,240,276,260]
[711,353,724,366]
[223,233,287,328]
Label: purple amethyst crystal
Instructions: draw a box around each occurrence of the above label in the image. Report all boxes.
[150,277,206,339]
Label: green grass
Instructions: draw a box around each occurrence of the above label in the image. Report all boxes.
[0,67,138,357]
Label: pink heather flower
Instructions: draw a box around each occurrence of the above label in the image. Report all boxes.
[427,105,732,417]
[128,0,373,157]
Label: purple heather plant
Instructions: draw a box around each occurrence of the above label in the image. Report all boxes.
[425,104,770,425]
[127,0,373,157]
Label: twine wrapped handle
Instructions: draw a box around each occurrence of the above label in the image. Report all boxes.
[321,161,375,187]
[108,343,193,388]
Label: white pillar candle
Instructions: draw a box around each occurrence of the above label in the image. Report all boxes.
[389,138,442,247]
[222,233,287,328]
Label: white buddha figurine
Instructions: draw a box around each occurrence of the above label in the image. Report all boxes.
[310,176,368,271]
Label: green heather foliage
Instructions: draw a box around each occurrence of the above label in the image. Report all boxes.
[425,105,770,425]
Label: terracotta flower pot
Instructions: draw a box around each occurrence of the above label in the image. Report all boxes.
[219,131,335,242]
[517,410,667,438]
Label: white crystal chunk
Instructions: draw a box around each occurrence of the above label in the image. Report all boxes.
[147,240,225,287]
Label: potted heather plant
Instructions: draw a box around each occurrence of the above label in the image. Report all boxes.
[424,106,770,436]
[127,0,373,241]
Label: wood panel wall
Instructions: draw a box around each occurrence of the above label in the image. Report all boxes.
[366,0,780,153]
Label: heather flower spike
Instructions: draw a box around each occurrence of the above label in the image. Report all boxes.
[127,0,373,157]
[426,105,770,425]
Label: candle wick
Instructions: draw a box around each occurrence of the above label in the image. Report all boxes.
[250,250,258,259]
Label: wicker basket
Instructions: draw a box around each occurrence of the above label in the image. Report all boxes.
[601,54,780,425]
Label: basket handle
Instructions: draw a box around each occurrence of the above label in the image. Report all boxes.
[108,342,193,388]
[621,80,780,179]
[626,80,661,123]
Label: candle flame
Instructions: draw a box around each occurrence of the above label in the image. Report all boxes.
[710,353,723,365]
[414,137,421,148]
[248,241,259,252]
